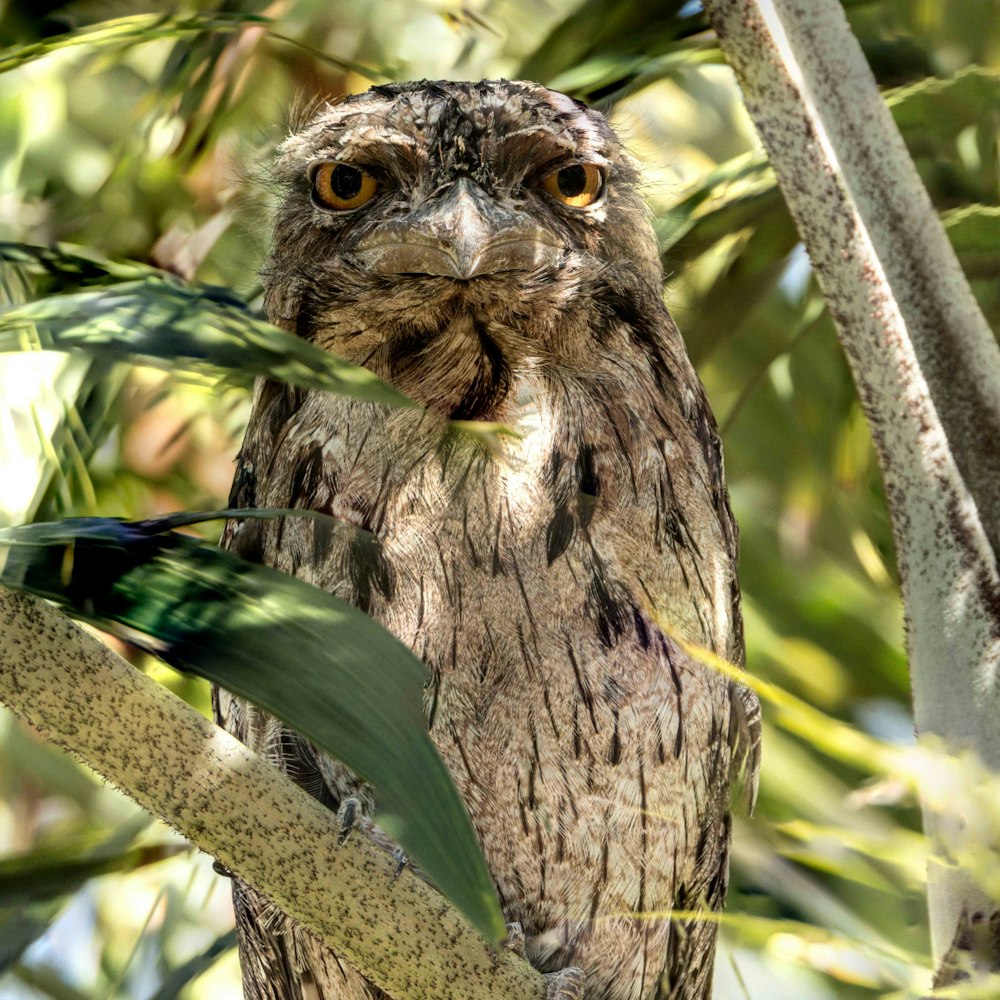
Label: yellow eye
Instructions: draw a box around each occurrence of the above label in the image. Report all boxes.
[542,164,604,208]
[312,162,379,211]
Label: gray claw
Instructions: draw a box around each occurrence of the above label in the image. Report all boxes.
[544,967,585,1000]
[391,846,408,881]
[505,920,526,958]
[336,796,360,847]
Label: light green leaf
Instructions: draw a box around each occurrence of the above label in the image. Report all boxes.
[517,0,704,93]
[655,152,777,258]
[886,67,1000,144]
[943,204,1000,278]
[0,242,162,288]
[0,13,269,74]
[0,819,167,905]
[0,272,416,409]
[148,930,238,1000]
[0,12,382,81]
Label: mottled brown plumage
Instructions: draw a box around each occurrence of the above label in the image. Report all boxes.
[216,79,760,1000]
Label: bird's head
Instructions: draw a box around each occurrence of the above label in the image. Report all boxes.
[264,80,667,418]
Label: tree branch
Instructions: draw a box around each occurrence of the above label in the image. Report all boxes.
[702,0,1000,973]
[0,588,544,1000]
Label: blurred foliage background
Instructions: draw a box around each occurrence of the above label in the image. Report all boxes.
[1,0,998,997]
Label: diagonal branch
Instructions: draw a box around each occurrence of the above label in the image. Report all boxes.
[0,587,544,1000]
[701,0,1000,975]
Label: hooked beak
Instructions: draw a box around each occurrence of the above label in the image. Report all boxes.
[352,177,563,279]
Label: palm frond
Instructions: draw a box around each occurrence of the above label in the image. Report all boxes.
[0,513,505,944]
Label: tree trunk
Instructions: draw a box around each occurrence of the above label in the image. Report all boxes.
[702,0,1000,983]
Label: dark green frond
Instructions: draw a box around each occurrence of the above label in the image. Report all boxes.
[0,514,505,944]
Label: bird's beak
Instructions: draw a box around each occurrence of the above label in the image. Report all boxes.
[351,177,563,279]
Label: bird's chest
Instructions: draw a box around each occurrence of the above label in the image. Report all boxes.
[238,389,735,946]
[242,388,729,785]
[265,407,582,719]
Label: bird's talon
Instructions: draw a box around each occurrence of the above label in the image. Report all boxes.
[212,859,234,878]
[504,920,526,958]
[391,846,408,881]
[336,796,360,847]
[544,967,585,1000]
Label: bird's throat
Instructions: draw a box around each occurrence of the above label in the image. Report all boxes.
[378,313,518,421]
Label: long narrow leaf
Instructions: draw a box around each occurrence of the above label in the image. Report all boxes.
[0,514,505,944]
[0,13,268,74]
[943,204,1000,278]
[0,242,162,289]
[0,12,382,80]
[656,67,1000,265]
[0,275,415,409]
[148,930,238,1000]
[0,837,177,905]
[0,910,56,971]
[517,0,702,90]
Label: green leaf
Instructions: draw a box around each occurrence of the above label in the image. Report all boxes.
[0,514,506,944]
[0,11,383,81]
[655,152,779,259]
[0,13,269,75]
[0,822,170,974]
[886,67,1000,145]
[0,242,162,290]
[0,272,416,409]
[656,69,1000,270]
[943,204,1000,278]
[0,908,55,971]
[31,356,125,523]
[546,41,723,104]
[517,0,703,93]
[148,930,237,1000]
[0,819,168,905]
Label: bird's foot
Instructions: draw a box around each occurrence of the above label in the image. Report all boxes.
[336,799,412,885]
[504,920,526,958]
[335,796,360,847]
[504,923,581,998]
[544,967,585,1000]
[390,846,408,881]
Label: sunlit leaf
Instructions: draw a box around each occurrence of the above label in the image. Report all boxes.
[658,68,1000,276]
[517,0,705,94]
[0,273,416,409]
[943,204,1000,278]
[0,242,161,291]
[776,819,927,887]
[0,13,269,74]
[886,67,1000,144]
[655,152,776,258]
[660,625,902,775]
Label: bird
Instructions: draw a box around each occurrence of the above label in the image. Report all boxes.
[215,78,760,1000]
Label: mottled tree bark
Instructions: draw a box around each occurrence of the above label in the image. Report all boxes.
[0,588,545,1000]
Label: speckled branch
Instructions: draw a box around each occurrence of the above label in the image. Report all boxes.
[702,0,1000,976]
[0,588,543,1000]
